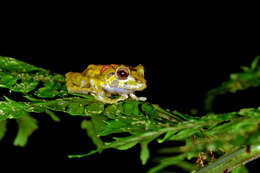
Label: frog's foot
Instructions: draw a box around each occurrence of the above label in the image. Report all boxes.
[130,93,147,101]
[96,93,129,104]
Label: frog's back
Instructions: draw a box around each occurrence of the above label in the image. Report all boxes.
[65,64,105,94]
[82,64,104,78]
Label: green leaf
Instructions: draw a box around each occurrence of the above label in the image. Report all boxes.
[0,56,47,73]
[42,97,103,116]
[0,56,68,99]
[66,102,85,115]
[251,56,260,71]
[230,135,247,146]
[0,72,19,88]
[205,56,260,112]
[114,139,138,150]
[68,149,100,159]
[103,103,124,119]
[100,119,130,136]
[108,136,139,150]
[0,97,30,120]
[141,103,158,117]
[168,127,201,141]
[11,78,39,94]
[240,66,250,72]
[157,130,178,143]
[84,102,104,115]
[140,141,150,165]
[81,119,104,150]
[232,166,249,173]
[4,56,260,173]
[45,110,60,122]
[153,104,184,121]
[0,120,7,140]
[34,80,63,98]
[13,115,38,147]
[247,131,260,144]
[123,100,141,116]
[148,154,186,173]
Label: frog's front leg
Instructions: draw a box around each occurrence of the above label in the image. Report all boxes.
[95,92,128,104]
[130,93,147,101]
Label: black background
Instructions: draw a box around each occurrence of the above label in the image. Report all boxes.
[1,14,260,172]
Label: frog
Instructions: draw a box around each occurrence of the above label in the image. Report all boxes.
[65,64,147,104]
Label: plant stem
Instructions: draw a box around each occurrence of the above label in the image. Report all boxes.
[197,144,260,173]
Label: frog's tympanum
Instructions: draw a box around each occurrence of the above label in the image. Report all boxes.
[65,64,147,104]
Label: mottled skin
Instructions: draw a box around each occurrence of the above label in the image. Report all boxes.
[65,64,147,104]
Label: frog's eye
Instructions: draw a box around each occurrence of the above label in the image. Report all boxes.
[116,67,129,80]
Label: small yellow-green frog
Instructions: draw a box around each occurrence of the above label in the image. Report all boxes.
[65,64,147,104]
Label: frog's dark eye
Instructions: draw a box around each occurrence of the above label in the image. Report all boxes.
[116,68,129,80]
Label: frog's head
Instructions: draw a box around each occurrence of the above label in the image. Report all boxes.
[102,64,147,94]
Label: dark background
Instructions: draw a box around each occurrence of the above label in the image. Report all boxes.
[1,16,260,172]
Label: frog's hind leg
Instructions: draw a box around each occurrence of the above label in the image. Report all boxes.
[66,73,85,93]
